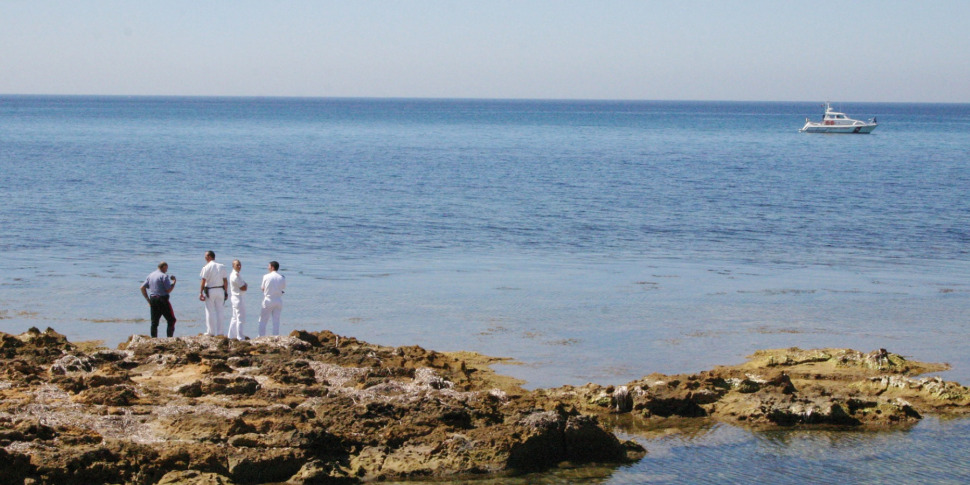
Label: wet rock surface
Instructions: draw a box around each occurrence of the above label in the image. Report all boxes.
[1,329,968,484]
[544,347,970,434]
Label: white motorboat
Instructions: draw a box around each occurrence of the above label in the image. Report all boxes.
[799,103,877,134]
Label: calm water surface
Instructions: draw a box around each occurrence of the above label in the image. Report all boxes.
[2,97,969,482]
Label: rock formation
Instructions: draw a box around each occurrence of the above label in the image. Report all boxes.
[0,328,641,484]
[1,328,968,484]
[543,347,970,433]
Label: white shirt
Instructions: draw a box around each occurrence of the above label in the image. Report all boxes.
[261,271,286,299]
[229,270,247,297]
[200,261,227,288]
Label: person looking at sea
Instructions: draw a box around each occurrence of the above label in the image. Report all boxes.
[227,259,248,340]
[257,261,286,337]
[199,251,228,336]
[140,262,177,338]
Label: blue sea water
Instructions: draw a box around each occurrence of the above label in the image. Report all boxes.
[2,96,970,482]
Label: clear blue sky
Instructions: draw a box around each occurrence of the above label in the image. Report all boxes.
[2,1,968,102]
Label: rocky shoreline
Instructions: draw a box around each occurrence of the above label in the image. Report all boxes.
[2,327,969,484]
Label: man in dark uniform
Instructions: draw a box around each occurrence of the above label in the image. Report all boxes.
[140,261,178,337]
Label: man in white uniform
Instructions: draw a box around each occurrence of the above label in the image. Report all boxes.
[199,250,228,336]
[227,259,248,340]
[258,260,286,337]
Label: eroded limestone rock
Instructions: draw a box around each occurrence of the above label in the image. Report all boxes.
[0,328,641,484]
[1,329,966,484]
[546,347,968,434]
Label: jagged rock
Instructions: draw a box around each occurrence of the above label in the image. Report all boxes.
[0,447,32,484]
[286,459,357,484]
[177,380,204,397]
[50,353,95,374]
[157,470,236,485]
[563,414,636,462]
[205,375,261,395]
[74,384,139,406]
[227,448,305,484]
[260,360,316,385]
[612,385,633,412]
[2,330,968,484]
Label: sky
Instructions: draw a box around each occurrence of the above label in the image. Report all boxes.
[2,1,968,103]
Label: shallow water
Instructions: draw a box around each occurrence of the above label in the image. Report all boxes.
[380,418,970,484]
[2,97,970,482]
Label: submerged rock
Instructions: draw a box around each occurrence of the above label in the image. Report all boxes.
[0,329,966,484]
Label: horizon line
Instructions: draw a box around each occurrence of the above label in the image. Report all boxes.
[2,93,967,105]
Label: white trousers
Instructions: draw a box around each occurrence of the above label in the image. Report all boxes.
[258,297,283,336]
[204,289,225,336]
[228,295,246,340]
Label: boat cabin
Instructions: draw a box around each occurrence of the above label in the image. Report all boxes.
[824,108,849,125]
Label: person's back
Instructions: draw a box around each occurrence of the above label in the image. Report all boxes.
[144,269,172,297]
[140,261,177,338]
[258,261,286,336]
[200,261,227,292]
[199,251,228,336]
[262,271,286,298]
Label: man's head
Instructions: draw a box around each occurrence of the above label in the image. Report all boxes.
[268,261,279,271]
[232,260,242,271]
[158,262,169,272]
[205,251,216,262]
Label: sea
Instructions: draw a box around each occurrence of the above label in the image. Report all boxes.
[2,96,969,483]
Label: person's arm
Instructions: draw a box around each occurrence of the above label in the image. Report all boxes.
[167,275,176,293]
[233,273,247,292]
[240,281,248,291]
[141,285,150,304]
[222,277,228,299]
[200,278,207,301]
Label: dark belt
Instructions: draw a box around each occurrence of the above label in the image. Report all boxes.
[204,286,225,298]
[149,294,169,300]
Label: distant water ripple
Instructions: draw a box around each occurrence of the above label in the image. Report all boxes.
[2,97,970,483]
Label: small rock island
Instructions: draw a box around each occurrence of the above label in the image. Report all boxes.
[1,327,968,484]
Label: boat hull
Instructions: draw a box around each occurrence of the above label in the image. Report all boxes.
[800,123,877,134]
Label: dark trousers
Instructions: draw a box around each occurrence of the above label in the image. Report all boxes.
[149,295,177,337]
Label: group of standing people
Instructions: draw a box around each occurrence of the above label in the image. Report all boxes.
[140,251,286,339]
